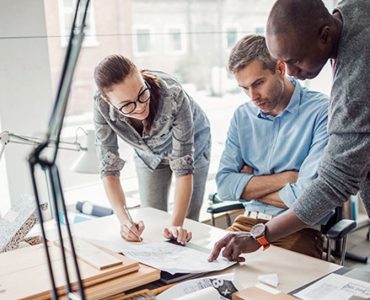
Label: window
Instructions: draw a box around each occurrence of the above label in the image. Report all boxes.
[133,27,152,55]
[58,0,98,47]
[225,27,238,49]
[255,26,265,35]
[165,27,186,54]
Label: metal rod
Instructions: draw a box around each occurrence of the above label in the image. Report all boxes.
[29,159,58,300]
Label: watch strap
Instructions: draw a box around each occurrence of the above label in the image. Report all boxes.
[256,235,270,250]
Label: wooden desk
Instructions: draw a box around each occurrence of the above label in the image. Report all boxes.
[71,207,341,293]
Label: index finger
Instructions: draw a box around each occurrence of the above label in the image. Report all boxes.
[208,234,233,262]
[129,223,141,235]
[135,221,145,234]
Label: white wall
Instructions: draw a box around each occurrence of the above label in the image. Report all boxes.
[0,0,53,215]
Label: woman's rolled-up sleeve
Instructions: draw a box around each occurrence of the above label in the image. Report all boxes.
[168,88,195,177]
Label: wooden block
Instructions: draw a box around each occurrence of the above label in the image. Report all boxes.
[0,244,64,277]
[232,287,297,300]
[53,238,123,270]
[0,242,140,300]
[26,263,160,300]
[83,264,160,300]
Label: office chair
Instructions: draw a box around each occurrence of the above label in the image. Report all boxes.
[207,193,357,265]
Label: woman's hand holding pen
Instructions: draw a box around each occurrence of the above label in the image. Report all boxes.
[120,220,145,242]
[163,226,192,245]
[120,205,144,242]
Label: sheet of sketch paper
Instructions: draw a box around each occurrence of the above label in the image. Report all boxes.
[88,238,236,275]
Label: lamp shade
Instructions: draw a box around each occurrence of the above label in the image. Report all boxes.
[72,130,100,174]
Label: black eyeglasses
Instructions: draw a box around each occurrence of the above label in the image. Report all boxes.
[115,82,151,115]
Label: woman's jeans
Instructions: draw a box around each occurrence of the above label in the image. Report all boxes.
[134,152,210,221]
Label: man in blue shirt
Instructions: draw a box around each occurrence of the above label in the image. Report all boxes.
[215,35,329,258]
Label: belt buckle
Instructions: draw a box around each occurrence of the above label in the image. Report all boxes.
[258,212,272,221]
[248,211,258,219]
[245,210,272,220]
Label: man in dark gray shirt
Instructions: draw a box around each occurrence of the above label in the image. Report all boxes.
[209,0,370,262]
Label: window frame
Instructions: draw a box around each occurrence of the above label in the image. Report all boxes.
[223,26,240,50]
[132,25,153,56]
[58,0,98,48]
[164,25,187,55]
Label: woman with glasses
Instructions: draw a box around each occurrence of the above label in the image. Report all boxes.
[93,55,211,244]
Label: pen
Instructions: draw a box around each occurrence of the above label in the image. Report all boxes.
[123,204,135,224]
[123,205,142,241]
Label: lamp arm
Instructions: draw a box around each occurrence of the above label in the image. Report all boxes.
[0,142,5,161]
[0,130,84,157]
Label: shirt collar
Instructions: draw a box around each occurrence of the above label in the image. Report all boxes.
[257,77,301,119]
[284,77,301,115]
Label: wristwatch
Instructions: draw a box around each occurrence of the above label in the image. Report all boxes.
[250,223,270,250]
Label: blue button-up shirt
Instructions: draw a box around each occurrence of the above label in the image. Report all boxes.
[216,79,329,217]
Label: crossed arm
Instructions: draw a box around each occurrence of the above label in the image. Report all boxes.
[207,166,299,262]
[240,164,298,209]
[216,115,299,208]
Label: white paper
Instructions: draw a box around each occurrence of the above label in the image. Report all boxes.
[294,273,370,300]
[175,287,220,300]
[157,273,239,300]
[89,238,236,275]
[258,273,279,287]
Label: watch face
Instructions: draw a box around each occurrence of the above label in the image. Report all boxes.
[251,223,266,238]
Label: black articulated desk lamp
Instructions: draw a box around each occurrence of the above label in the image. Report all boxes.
[28,0,90,299]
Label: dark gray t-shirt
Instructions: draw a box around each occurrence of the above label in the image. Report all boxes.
[292,0,370,224]
[94,71,211,178]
